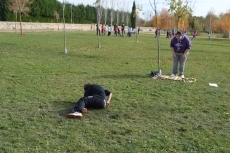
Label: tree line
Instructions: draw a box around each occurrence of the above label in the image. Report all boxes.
[1,0,229,37]
[149,7,230,37]
[0,0,131,25]
[147,0,230,38]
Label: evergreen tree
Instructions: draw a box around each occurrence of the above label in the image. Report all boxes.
[4,0,128,24]
[130,1,136,28]
[85,5,96,23]
[75,4,86,23]
[0,0,8,21]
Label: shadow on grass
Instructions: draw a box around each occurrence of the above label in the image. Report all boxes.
[93,74,152,79]
[52,100,103,118]
[52,101,75,117]
[52,100,126,120]
[57,52,103,59]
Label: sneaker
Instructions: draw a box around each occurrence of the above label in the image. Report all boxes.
[171,74,177,77]
[180,75,185,78]
[66,112,82,119]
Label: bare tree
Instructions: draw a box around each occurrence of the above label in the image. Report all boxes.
[126,2,130,27]
[145,11,152,21]
[94,0,103,48]
[136,5,143,27]
[110,0,115,25]
[134,4,143,43]
[102,0,108,25]
[207,8,215,34]
[8,0,33,35]
[121,0,126,23]
[116,1,120,24]
[8,0,18,33]
[149,0,161,75]
[63,0,67,53]
[54,11,60,31]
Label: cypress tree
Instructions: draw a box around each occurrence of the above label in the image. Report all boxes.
[0,0,8,21]
[130,1,136,28]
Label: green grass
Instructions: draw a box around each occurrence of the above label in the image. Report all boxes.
[0,31,229,152]
[196,32,222,38]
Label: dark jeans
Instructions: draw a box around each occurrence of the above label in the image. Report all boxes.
[97,30,100,35]
[172,53,189,75]
[73,95,106,113]
[122,30,124,37]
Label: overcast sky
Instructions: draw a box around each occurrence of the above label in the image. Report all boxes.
[58,0,230,18]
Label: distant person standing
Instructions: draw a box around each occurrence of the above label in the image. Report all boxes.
[157,29,161,37]
[155,28,158,38]
[114,25,118,36]
[138,27,140,34]
[183,31,187,36]
[114,24,117,35]
[121,23,125,37]
[128,26,132,37]
[96,24,100,35]
[208,32,211,41]
[166,30,170,38]
[171,28,175,37]
[170,31,191,78]
[191,30,197,40]
[104,25,107,36]
[116,27,120,36]
[108,25,112,36]
[101,24,105,36]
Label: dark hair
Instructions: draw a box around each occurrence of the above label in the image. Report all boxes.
[176,31,182,36]
[84,83,92,89]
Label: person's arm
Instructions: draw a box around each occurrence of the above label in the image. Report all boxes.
[171,47,176,57]
[106,93,112,106]
[182,49,190,58]
[182,39,191,58]
[170,39,176,57]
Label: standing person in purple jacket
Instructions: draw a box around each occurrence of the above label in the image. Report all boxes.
[170,31,191,78]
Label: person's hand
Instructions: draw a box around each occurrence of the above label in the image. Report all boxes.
[172,52,176,57]
[106,102,110,106]
[182,53,187,59]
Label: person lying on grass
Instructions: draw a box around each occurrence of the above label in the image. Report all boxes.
[67,83,112,119]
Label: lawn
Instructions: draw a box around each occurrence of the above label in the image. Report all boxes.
[0,31,229,152]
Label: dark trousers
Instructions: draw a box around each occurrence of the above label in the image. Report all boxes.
[97,30,100,35]
[73,95,106,113]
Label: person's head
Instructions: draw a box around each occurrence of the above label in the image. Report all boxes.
[175,31,183,40]
[84,83,92,89]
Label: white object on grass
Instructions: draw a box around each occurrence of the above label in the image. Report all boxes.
[209,83,218,87]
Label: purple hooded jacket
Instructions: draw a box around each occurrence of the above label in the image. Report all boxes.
[170,36,191,53]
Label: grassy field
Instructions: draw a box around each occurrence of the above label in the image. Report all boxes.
[0,31,229,153]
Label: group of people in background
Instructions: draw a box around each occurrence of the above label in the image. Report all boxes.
[97,23,211,42]
[96,23,140,37]
[155,28,201,41]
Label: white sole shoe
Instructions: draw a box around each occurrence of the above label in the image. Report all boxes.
[66,112,82,119]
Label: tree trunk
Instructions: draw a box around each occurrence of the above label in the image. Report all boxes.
[57,19,59,31]
[229,30,230,39]
[97,8,101,48]
[15,12,17,33]
[177,18,179,30]
[19,13,23,35]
